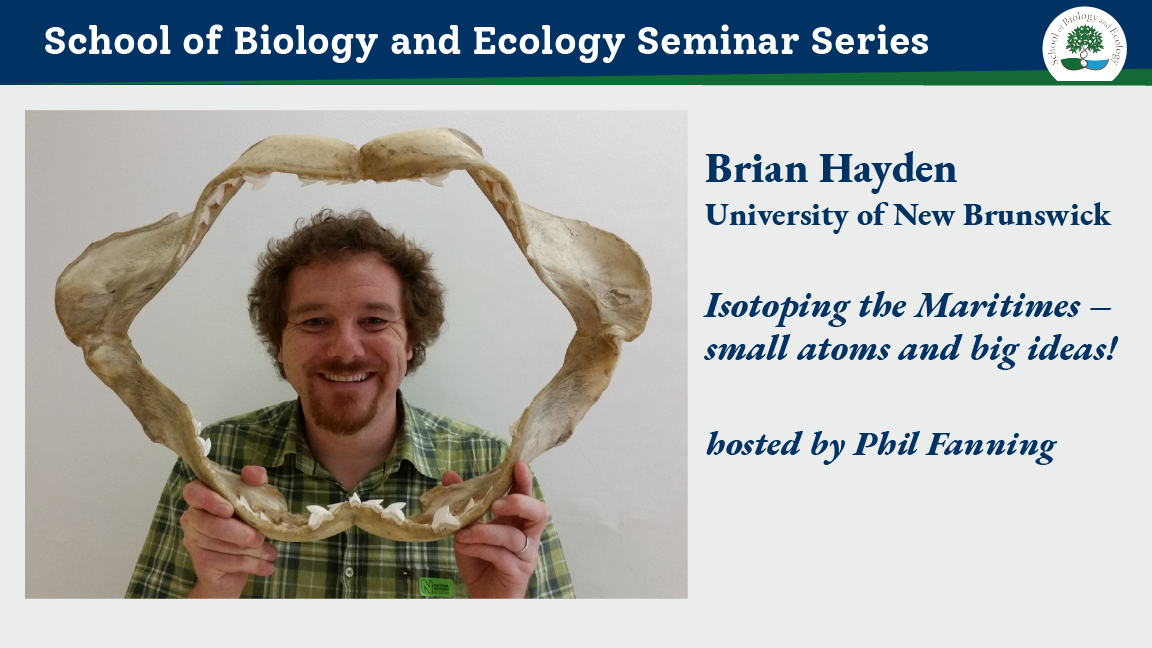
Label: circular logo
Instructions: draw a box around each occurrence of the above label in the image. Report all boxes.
[1042,7,1127,81]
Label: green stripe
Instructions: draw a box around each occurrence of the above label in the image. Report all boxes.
[72,69,1151,86]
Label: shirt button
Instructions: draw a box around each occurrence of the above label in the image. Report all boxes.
[344,567,354,578]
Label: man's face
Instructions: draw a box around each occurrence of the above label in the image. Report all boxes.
[278,252,413,436]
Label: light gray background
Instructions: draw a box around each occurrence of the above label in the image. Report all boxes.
[26,111,686,598]
[688,86,1149,643]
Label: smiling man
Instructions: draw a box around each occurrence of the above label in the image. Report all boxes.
[126,209,575,598]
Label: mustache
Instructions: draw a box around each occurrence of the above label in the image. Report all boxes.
[309,359,378,374]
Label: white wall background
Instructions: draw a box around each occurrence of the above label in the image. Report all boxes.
[26,111,687,598]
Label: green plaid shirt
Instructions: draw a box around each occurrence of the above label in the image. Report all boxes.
[126,395,575,598]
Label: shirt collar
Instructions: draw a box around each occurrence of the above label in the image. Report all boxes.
[257,399,314,472]
[388,391,444,481]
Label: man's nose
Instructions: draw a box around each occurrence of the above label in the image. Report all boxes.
[327,321,365,359]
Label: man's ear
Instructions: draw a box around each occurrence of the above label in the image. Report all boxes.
[406,345,414,362]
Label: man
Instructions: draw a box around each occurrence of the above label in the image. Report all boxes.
[127,209,575,598]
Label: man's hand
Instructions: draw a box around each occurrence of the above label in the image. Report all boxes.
[181,466,278,598]
[443,461,548,599]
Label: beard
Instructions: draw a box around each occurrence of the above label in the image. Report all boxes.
[302,360,382,436]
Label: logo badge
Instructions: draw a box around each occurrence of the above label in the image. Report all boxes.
[419,577,455,598]
[1043,7,1127,81]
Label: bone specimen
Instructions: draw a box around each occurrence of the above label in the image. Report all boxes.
[55,128,651,542]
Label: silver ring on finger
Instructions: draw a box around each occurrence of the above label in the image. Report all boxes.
[516,533,531,555]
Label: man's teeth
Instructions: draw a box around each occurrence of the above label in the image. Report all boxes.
[324,373,370,382]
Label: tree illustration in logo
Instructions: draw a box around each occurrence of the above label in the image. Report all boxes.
[1061,25,1108,70]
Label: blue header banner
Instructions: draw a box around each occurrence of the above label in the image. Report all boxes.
[9,1,1150,83]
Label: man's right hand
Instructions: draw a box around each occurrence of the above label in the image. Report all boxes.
[181,466,278,598]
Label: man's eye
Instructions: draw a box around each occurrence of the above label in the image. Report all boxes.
[363,317,388,326]
[300,318,327,328]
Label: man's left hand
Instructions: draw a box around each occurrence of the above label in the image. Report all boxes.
[442,461,547,599]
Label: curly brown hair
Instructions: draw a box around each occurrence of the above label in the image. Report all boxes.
[248,209,445,377]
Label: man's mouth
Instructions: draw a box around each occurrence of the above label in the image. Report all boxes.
[322,372,373,383]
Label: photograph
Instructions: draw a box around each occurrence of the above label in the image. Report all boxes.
[26,110,687,598]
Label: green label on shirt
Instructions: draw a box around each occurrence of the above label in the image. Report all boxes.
[419,577,455,598]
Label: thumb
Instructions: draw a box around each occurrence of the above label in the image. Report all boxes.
[241,465,268,486]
